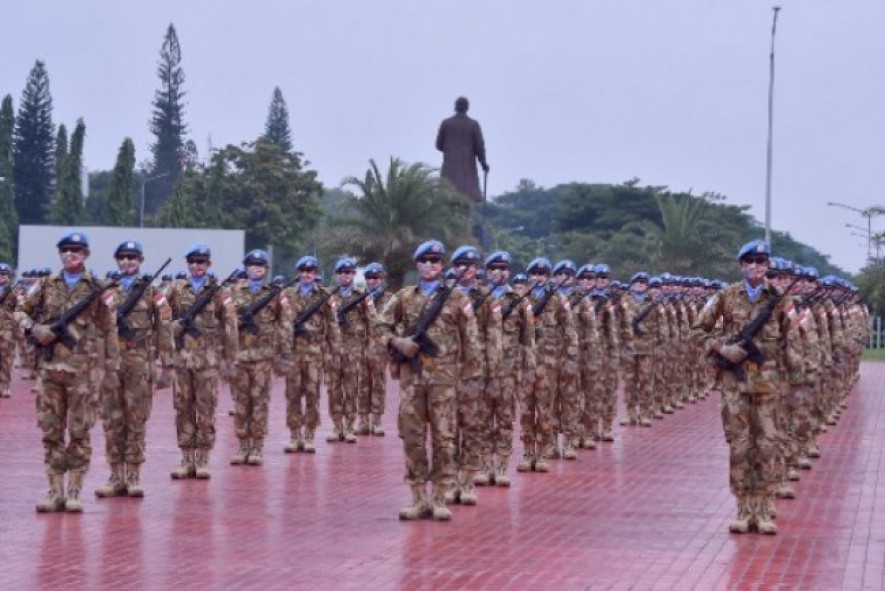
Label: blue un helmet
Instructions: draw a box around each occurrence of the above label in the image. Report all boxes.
[526,257,552,275]
[511,273,529,285]
[577,264,596,279]
[295,255,319,271]
[185,243,211,259]
[272,274,286,286]
[737,239,770,261]
[451,245,481,265]
[114,240,143,258]
[630,271,650,285]
[484,250,512,269]
[243,249,269,266]
[552,259,577,276]
[803,266,819,281]
[649,276,663,288]
[413,240,445,261]
[57,230,89,250]
[334,256,357,273]
[363,262,386,277]
[0,263,12,275]
[593,263,610,277]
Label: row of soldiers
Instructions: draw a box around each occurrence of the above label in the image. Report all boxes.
[0,232,867,532]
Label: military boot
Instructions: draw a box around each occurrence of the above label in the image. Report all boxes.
[326,423,344,443]
[620,413,637,427]
[371,414,385,436]
[754,495,778,535]
[460,473,478,506]
[194,449,211,479]
[534,454,550,473]
[787,467,801,481]
[0,390,10,398]
[639,416,653,427]
[495,456,512,487]
[65,472,85,513]
[303,430,317,453]
[248,439,264,466]
[562,440,578,460]
[398,484,430,521]
[728,495,753,534]
[775,482,796,499]
[797,454,813,470]
[431,488,452,521]
[284,429,303,453]
[95,464,127,498]
[126,463,144,497]
[601,430,615,442]
[230,440,250,466]
[662,404,675,414]
[516,453,534,472]
[170,449,195,479]
[36,474,66,513]
[473,460,490,486]
[357,415,371,435]
[343,421,357,444]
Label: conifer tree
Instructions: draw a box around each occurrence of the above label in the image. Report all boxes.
[104,138,137,226]
[13,60,54,224]
[0,95,18,261]
[49,119,85,225]
[264,86,293,153]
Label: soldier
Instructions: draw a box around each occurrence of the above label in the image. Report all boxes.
[377,240,482,521]
[574,264,602,447]
[592,264,620,442]
[622,272,662,427]
[360,262,392,436]
[229,249,292,466]
[551,260,581,460]
[647,277,670,419]
[19,231,120,512]
[481,251,534,485]
[328,256,370,444]
[0,263,17,399]
[282,256,340,453]
[95,241,174,498]
[691,239,803,535]
[167,244,238,480]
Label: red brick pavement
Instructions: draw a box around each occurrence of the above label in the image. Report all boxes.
[1,363,883,590]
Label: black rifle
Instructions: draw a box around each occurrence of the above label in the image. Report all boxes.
[0,280,24,308]
[470,279,507,313]
[631,299,658,336]
[712,276,801,382]
[293,286,340,338]
[174,268,239,350]
[501,281,540,321]
[40,279,119,361]
[337,285,384,329]
[531,277,569,318]
[390,275,461,366]
[117,257,172,341]
[238,276,299,334]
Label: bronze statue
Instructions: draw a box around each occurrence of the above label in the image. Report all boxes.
[436,97,489,203]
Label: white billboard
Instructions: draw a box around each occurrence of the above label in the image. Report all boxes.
[18,225,246,278]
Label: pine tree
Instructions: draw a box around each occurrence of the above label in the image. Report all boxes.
[264,86,292,153]
[147,23,187,215]
[104,138,137,226]
[0,95,18,262]
[13,60,54,225]
[49,119,85,225]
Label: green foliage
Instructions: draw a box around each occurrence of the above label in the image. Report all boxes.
[328,157,471,288]
[147,23,187,215]
[103,138,137,226]
[264,87,293,153]
[0,95,18,262]
[13,60,54,225]
[84,170,111,224]
[854,265,885,317]
[155,168,209,229]
[48,118,85,225]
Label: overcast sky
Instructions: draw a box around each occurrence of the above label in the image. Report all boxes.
[3,1,883,273]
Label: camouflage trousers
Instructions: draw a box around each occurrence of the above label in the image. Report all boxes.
[483,375,516,461]
[624,353,654,421]
[285,352,322,435]
[101,362,154,465]
[788,384,817,459]
[0,333,14,395]
[722,388,780,496]
[37,367,99,474]
[551,367,580,445]
[173,367,219,450]
[594,360,618,433]
[654,352,669,411]
[398,382,457,491]
[361,351,387,419]
[519,365,554,456]
[328,346,364,426]
[230,359,272,441]
[456,379,485,472]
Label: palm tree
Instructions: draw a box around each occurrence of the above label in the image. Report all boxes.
[332,157,470,287]
[653,191,720,275]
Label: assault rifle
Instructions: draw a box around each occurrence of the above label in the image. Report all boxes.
[390,274,462,367]
[712,276,801,382]
[337,284,386,329]
[531,277,569,318]
[40,279,119,361]
[500,280,540,321]
[470,279,507,313]
[0,280,24,308]
[238,276,299,334]
[117,257,172,341]
[631,299,658,336]
[293,286,340,338]
[174,268,239,350]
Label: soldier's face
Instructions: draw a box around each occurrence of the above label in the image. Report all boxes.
[116,253,142,276]
[454,261,478,283]
[632,281,648,293]
[486,265,510,285]
[187,257,210,278]
[578,277,594,293]
[299,267,317,284]
[59,246,88,273]
[337,269,355,287]
[740,255,768,286]
[529,270,549,286]
[0,272,9,286]
[366,275,384,290]
[554,272,573,287]
[596,277,609,289]
[246,264,267,281]
[416,256,444,281]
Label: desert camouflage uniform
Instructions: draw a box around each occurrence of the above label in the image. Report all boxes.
[329,286,372,442]
[575,295,601,445]
[0,283,17,398]
[622,295,662,426]
[362,287,394,434]
[592,296,621,439]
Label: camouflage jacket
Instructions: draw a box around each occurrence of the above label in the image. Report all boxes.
[529,287,578,364]
[284,283,341,359]
[575,295,601,371]
[332,287,372,350]
[489,286,534,378]
[168,277,238,369]
[365,288,395,360]
[461,284,503,377]
[112,279,175,367]
[232,282,293,363]
[622,295,663,356]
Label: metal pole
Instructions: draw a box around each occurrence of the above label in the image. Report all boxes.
[139,178,146,228]
[764,6,781,245]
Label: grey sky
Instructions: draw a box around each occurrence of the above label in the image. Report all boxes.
[3,1,883,273]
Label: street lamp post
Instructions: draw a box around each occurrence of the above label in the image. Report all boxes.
[828,201,881,263]
[140,171,171,228]
[764,6,782,245]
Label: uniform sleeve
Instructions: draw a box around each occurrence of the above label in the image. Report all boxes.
[151,286,175,366]
[99,289,121,372]
[483,299,503,377]
[276,290,294,355]
[323,296,341,356]
[779,302,804,385]
[217,286,239,363]
[457,293,483,381]
[559,298,579,360]
[520,300,537,373]
[691,293,725,355]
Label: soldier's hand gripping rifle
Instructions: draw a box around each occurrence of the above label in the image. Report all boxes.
[390,274,462,367]
[337,284,387,329]
[711,276,801,382]
[117,257,172,341]
[293,286,341,339]
[0,280,24,307]
[39,279,120,361]
[174,268,239,350]
[631,299,659,336]
[470,278,507,314]
[500,280,540,321]
[530,277,569,318]
[238,275,299,334]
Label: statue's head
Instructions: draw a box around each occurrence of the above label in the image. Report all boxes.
[454,96,469,113]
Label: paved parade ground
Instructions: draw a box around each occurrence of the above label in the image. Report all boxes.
[1,363,883,590]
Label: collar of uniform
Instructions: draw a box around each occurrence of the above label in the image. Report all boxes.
[339,286,353,297]
[299,282,315,297]
[492,285,509,299]
[419,279,441,297]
